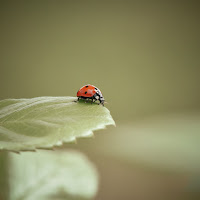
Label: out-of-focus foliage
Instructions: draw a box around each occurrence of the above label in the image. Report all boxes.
[0,97,115,152]
[77,113,200,173]
[0,150,98,200]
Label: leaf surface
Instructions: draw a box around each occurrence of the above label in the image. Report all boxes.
[0,97,115,152]
[8,150,98,200]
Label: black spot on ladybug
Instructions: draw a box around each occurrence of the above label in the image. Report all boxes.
[85,85,89,88]
[85,91,87,94]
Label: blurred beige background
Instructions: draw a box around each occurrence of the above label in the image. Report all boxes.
[1,1,200,200]
[1,1,199,122]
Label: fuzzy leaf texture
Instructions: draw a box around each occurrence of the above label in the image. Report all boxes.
[0,97,115,152]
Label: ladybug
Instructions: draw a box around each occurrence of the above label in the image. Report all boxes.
[77,84,105,106]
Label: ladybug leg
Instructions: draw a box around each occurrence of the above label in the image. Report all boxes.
[74,97,79,103]
[93,98,98,104]
[91,98,95,104]
[96,101,100,105]
[85,98,89,103]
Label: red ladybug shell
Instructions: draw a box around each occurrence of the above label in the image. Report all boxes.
[77,84,105,106]
[77,85,96,97]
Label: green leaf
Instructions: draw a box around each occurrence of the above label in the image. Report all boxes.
[6,150,98,200]
[0,97,115,152]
